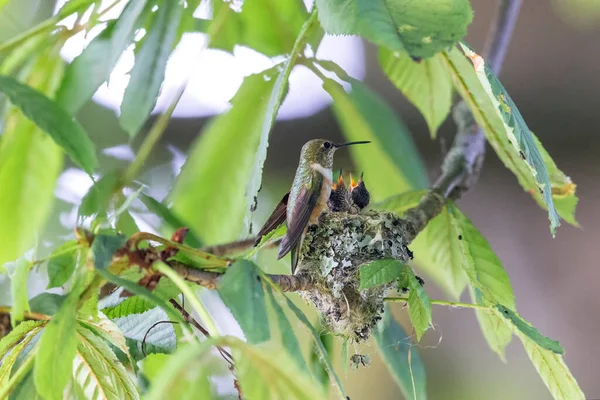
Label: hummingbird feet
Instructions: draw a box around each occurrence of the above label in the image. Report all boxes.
[327,170,371,213]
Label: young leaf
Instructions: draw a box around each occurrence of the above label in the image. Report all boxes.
[379,49,453,137]
[324,77,428,200]
[120,1,183,137]
[495,305,564,354]
[78,172,120,218]
[0,320,45,359]
[406,269,431,341]
[315,0,473,58]
[375,306,427,400]
[34,279,82,400]
[0,75,97,174]
[0,322,44,387]
[265,286,308,374]
[170,66,279,244]
[359,259,407,290]
[73,325,140,399]
[217,260,270,343]
[7,257,32,326]
[370,189,426,213]
[91,233,127,270]
[57,0,149,113]
[46,241,79,289]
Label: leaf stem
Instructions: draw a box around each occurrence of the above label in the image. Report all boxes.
[0,306,50,320]
[384,297,490,310]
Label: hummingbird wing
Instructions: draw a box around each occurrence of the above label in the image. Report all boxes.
[277,173,323,272]
[254,192,289,246]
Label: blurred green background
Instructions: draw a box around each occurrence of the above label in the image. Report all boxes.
[1,1,599,399]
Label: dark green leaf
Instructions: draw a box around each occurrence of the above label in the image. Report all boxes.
[324,76,428,200]
[120,1,183,137]
[78,172,120,218]
[29,293,65,316]
[315,0,473,58]
[406,269,431,341]
[217,260,269,343]
[91,233,127,270]
[46,241,79,289]
[359,259,407,290]
[57,0,149,113]
[380,49,452,137]
[265,285,308,374]
[375,306,426,400]
[495,304,563,354]
[0,75,97,174]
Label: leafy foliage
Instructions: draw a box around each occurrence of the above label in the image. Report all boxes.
[359,259,408,290]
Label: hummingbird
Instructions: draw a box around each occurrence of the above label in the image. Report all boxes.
[256,139,370,274]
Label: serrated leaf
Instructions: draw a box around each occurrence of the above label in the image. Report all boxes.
[91,233,127,270]
[265,285,308,374]
[469,287,512,362]
[57,0,149,113]
[46,241,79,289]
[406,269,431,341]
[324,76,428,200]
[170,66,280,245]
[29,293,65,316]
[517,331,585,400]
[73,325,140,400]
[0,322,43,387]
[359,259,407,290]
[375,306,426,400]
[34,279,82,400]
[120,1,183,137]
[78,172,120,218]
[7,257,31,326]
[217,260,269,343]
[315,0,473,58]
[380,49,452,137]
[0,75,96,174]
[78,315,130,360]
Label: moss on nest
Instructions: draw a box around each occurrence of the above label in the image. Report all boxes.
[295,210,412,342]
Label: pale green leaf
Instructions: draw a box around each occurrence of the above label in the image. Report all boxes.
[78,314,130,360]
[370,189,425,214]
[315,0,473,58]
[91,233,127,270]
[46,241,79,289]
[0,75,96,174]
[469,287,512,362]
[7,257,31,326]
[73,325,140,400]
[324,77,428,200]
[57,0,149,113]
[375,306,426,400]
[78,172,119,218]
[309,322,333,393]
[0,322,43,387]
[406,268,431,341]
[380,49,453,137]
[120,1,183,137]
[359,259,407,290]
[217,260,270,343]
[171,67,279,244]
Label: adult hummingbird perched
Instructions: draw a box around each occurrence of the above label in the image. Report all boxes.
[256,139,370,274]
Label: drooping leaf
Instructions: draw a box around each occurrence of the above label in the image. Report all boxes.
[57,0,149,113]
[359,259,408,290]
[309,321,334,393]
[170,66,280,244]
[28,293,65,317]
[91,233,127,270]
[406,268,431,341]
[73,325,140,400]
[495,305,564,354]
[120,0,183,137]
[375,306,427,400]
[315,0,473,58]
[217,260,270,343]
[265,285,308,374]
[7,257,31,326]
[34,279,82,400]
[0,75,96,174]
[46,241,80,289]
[78,172,120,218]
[324,77,428,200]
[380,49,453,137]
[78,315,131,365]
[0,321,44,387]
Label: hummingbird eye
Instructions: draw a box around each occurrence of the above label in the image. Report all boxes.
[323,141,332,149]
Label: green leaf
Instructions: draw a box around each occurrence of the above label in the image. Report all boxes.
[380,49,452,137]
[0,75,97,174]
[34,279,82,400]
[359,259,407,290]
[494,305,563,354]
[517,331,585,400]
[0,320,45,361]
[120,1,183,137]
[265,286,308,374]
[46,241,79,289]
[91,233,127,270]
[371,189,425,213]
[170,67,279,244]
[324,77,428,200]
[7,257,31,326]
[217,260,270,343]
[139,194,202,248]
[57,0,149,113]
[0,321,44,387]
[315,0,473,58]
[78,172,120,218]
[28,293,65,317]
[406,268,431,341]
[73,325,140,400]
[309,321,333,393]
[375,306,426,400]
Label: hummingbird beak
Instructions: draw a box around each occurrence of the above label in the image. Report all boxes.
[333,140,371,149]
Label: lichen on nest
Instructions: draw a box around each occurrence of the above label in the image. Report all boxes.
[295,210,413,343]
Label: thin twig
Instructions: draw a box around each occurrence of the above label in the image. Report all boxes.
[384,297,491,310]
[0,307,50,321]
